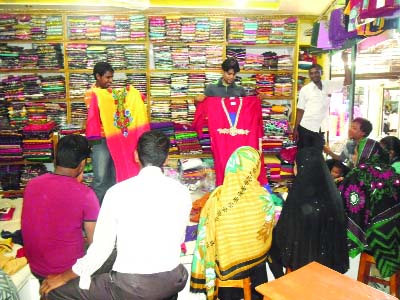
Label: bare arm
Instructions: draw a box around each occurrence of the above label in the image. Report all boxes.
[323,144,342,161]
[83,221,96,245]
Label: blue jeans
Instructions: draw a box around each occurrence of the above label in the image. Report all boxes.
[91,138,116,204]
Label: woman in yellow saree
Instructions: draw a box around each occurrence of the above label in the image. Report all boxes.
[190,146,275,300]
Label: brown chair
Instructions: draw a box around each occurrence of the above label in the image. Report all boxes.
[357,252,400,298]
[215,277,252,300]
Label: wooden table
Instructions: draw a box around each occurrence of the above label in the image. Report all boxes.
[256,261,397,300]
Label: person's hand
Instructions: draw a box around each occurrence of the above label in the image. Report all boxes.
[40,274,68,296]
[195,94,206,103]
[293,128,299,142]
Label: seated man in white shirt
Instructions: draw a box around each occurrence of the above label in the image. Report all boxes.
[39,130,192,300]
[293,53,351,150]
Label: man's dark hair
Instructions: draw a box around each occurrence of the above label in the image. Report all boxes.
[93,62,114,80]
[380,136,400,158]
[56,135,91,169]
[137,131,170,168]
[309,64,323,72]
[353,117,373,137]
[221,57,240,73]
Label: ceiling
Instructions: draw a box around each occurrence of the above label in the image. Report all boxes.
[0,0,337,17]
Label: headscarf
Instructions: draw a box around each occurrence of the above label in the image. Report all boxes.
[275,147,349,273]
[190,146,274,300]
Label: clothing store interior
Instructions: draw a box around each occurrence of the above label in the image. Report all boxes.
[0,0,400,299]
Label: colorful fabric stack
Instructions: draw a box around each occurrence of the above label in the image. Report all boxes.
[150,122,178,155]
[19,163,47,189]
[198,126,211,154]
[172,46,189,69]
[25,102,47,124]
[69,73,92,98]
[274,74,292,97]
[256,73,275,97]
[70,102,87,128]
[126,73,147,96]
[40,75,65,99]
[20,48,39,69]
[1,75,24,102]
[205,45,222,69]
[125,45,146,70]
[150,74,171,97]
[0,14,62,41]
[107,46,126,69]
[179,157,205,185]
[21,74,43,100]
[174,124,202,155]
[45,102,67,128]
[86,45,107,69]
[195,17,210,42]
[205,72,220,85]
[149,16,166,42]
[171,99,189,123]
[129,15,146,41]
[209,18,224,42]
[277,54,293,70]
[100,15,116,41]
[153,45,173,70]
[226,47,246,67]
[228,17,297,44]
[0,93,8,127]
[150,99,171,122]
[45,16,63,40]
[166,16,181,41]
[187,73,206,97]
[7,102,27,128]
[59,124,85,137]
[264,154,281,181]
[115,16,130,41]
[0,128,23,162]
[68,16,87,40]
[22,121,55,162]
[171,73,188,97]
[181,17,196,42]
[262,136,284,155]
[0,45,21,70]
[66,44,88,69]
[0,165,22,192]
[36,43,63,69]
[243,53,264,70]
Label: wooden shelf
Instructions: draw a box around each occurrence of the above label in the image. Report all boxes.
[261,96,293,100]
[240,70,293,74]
[150,69,220,73]
[227,43,296,47]
[0,189,24,195]
[65,40,145,44]
[151,42,224,46]
[168,153,213,159]
[0,40,63,43]
[0,69,65,73]
[0,160,43,166]
[70,69,146,73]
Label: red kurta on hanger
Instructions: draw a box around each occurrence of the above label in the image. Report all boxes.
[193,96,267,186]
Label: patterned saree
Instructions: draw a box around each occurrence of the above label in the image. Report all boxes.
[190,146,275,300]
[339,155,400,277]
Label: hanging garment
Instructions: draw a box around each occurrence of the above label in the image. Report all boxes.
[86,85,150,182]
[360,0,400,18]
[329,8,359,48]
[339,155,400,278]
[192,96,267,186]
[190,147,275,300]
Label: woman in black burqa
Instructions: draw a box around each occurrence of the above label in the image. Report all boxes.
[274,147,349,273]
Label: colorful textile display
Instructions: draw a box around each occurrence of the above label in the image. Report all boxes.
[190,146,274,300]
[339,155,400,278]
[86,85,150,182]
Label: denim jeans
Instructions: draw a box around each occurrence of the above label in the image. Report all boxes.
[91,138,116,204]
